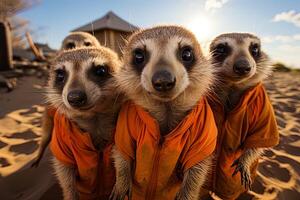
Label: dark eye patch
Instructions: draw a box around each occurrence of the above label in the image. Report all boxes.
[66,42,76,49]
[249,43,261,59]
[211,43,231,63]
[54,68,68,92]
[131,47,149,74]
[87,63,112,86]
[84,41,92,47]
[178,45,196,71]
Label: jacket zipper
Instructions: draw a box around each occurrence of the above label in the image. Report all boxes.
[97,151,103,198]
[145,137,164,200]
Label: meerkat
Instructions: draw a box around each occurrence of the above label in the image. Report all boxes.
[31,32,102,168]
[207,33,279,199]
[39,47,121,199]
[61,31,101,50]
[110,25,218,200]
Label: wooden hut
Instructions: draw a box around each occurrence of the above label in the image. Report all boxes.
[73,11,138,55]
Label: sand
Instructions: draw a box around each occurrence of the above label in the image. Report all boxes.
[0,72,299,200]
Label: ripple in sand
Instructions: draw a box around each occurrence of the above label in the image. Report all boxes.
[237,192,255,200]
[259,161,291,182]
[4,130,39,140]
[275,156,300,176]
[0,140,7,149]
[275,143,300,157]
[275,111,285,120]
[279,189,300,199]
[276,117,286,129]
[9,141,38,155]
[0,157,10,168]
[293,113,300,119]
[251,176,266,195]
[290,127,300,133]
[19,107,38,115]
[264,149,276,158]
[275,102,296,113]
[30,118,41,127]
[281,134,300,143]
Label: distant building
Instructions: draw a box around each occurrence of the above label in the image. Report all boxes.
[31,43,56,58]
[73,11,139,55]
[13,43,56,61]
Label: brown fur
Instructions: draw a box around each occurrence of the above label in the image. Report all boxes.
[111,25,216,200]
[36,47,122,199]
[209,33,270,190]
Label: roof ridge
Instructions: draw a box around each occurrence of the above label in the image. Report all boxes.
[72,11,138,32]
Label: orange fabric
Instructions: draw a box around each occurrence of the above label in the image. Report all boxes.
[50,110,115,200]
[46,106,56,117]
[115,98,217,200]
[208,83,279,200]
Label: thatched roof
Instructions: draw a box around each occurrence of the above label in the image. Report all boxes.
[73,11,138,33]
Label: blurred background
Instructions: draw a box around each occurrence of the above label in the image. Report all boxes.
[0,0,299,200]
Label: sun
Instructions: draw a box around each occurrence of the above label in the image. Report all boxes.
[187,14,214,43]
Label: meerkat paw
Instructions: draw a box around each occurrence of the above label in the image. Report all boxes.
[231,159,252,190]
[109,182,132,200]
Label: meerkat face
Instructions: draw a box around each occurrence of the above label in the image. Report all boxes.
[47,47,120,116]
[61,32,101,50]
[209,33,270,85]
[119,26,213,103]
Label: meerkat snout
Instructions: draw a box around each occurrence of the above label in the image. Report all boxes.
[67,90,87,108]
[151,70,176,92]
[233,58,252,75]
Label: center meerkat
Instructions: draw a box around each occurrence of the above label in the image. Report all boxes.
[110,25,218,200]
[45,47,121,199]
[206,33,279,200]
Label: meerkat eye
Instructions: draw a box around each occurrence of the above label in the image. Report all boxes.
[181,46,194,62]
[133,48,146,65]
[250,43,260,58]
[179,46,195,69]
[215,43,228,55]
[66,42,75,49]
[93,64,109,77]
[84,41,92,47]
[55,69,66,83]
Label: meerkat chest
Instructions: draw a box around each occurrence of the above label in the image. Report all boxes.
[224,89,246,113]
[72,116,114,151]
[151,105,189,136]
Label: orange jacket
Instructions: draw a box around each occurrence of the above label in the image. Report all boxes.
[50,110,115,200]
[208,83,279,200]
[115,98,217,200]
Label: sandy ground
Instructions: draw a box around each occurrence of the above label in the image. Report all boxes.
[0,72,299,200]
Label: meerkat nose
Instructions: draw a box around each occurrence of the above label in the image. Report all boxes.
[67,90,87,107]
[233,59,251,75]
[151,70,176,92]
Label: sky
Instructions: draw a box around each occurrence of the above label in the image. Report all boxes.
[18,0,300,68]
